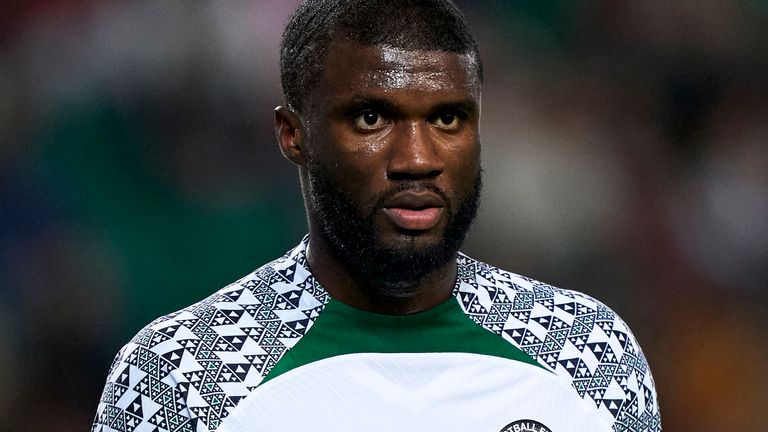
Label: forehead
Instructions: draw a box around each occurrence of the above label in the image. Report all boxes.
[312,40,480,104]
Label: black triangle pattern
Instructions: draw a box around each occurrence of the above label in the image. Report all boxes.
[454,253,661,432]
[92,242,330,432]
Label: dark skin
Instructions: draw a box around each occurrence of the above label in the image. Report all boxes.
[275,39,482,314]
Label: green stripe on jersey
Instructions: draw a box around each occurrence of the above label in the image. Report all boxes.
[263,296,542,384]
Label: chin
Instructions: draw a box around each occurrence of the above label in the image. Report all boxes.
[380,230,446,252]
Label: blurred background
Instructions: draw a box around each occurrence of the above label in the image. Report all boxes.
[1,1,766,430]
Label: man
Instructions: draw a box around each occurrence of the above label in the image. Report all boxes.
[93,1,660,431]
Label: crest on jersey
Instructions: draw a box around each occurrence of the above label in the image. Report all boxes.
[499,419,552,432]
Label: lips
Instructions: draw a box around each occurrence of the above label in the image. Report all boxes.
[381,190,446,231]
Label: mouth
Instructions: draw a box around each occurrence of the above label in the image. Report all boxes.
[381,191,445,232]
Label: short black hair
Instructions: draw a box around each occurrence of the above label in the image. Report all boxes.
[280,0,482,111]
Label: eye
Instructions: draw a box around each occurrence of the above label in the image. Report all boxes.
[433,113,460,130]
[353,111,387,130]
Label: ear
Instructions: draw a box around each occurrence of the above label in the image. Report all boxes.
[274,105,306,165]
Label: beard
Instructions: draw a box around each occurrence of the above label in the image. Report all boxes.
[307,162,482,297]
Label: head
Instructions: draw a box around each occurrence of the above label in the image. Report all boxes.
[275,0,483,296]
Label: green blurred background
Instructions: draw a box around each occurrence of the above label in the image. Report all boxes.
[1,1,767,430]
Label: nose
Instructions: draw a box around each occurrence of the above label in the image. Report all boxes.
[386,121,445,180]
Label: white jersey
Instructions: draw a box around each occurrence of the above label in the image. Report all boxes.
[93,238,661,432]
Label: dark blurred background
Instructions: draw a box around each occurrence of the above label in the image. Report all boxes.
[1,1,766,431]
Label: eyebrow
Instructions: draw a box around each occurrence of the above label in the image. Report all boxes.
[337,96,479,118]
[337,96,400,118]
[431,100,479,117]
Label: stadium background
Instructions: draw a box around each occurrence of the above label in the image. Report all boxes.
[1,1,767,430]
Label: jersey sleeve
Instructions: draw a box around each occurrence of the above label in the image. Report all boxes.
[454,256,662,431]
[92,319,204,432]
[543,289,662,432]
[606,308,662,432]
[92,250,322,432]
[592,302,661,432]
[533,288,662,432]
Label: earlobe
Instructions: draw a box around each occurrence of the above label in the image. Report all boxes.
[274,106,306,166]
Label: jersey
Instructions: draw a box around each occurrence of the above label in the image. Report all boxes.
[92,238,661,432]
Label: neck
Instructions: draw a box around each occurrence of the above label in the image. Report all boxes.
[306,231,458,315]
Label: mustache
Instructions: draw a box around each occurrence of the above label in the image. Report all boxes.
[371,181,450,212]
